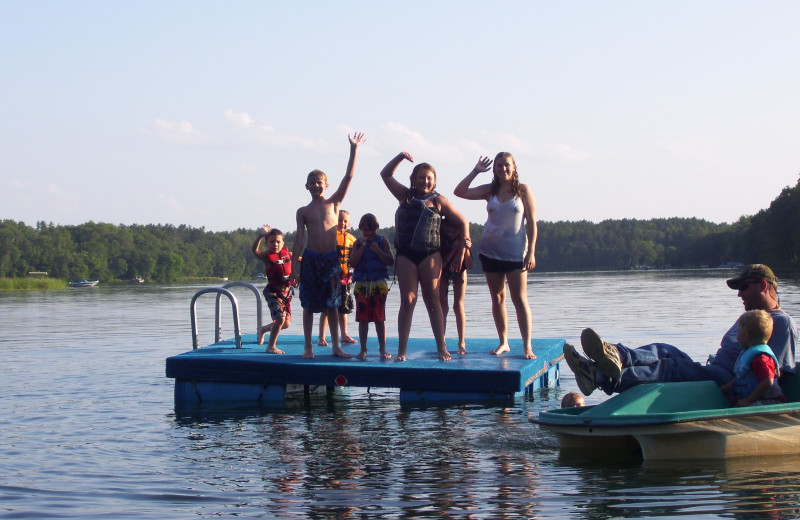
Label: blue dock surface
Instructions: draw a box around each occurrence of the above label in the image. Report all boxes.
[167,334,565,405]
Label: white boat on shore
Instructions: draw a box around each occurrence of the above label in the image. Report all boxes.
[68,280,99,288]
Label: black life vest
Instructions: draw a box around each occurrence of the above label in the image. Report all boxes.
[394,191,441,254]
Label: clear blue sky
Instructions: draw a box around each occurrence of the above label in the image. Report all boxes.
[2,1,799,233]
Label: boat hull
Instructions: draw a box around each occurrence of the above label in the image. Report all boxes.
[68,280,99,287]
[536,380,800,460]
[547,410,800,460]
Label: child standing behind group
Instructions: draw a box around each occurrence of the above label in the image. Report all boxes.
[318,210,358,346]
[439,216,472,355]
[720,309,786,407]
[252,225,293,354]
[350,213,394,360]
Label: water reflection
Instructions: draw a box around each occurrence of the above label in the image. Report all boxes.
[169,396,800,519]
[545,454,800,519]
[170,393,548,518]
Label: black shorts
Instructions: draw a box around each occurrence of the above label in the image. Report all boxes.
[479,254,523,273]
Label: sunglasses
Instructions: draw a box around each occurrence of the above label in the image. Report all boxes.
[738,280,759,291]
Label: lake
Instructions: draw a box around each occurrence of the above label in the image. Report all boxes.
[2,269,800,518]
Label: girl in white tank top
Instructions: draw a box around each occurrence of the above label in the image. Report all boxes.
[480,195,527,262]
[453,152,538,360]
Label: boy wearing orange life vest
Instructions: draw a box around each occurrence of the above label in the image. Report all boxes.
[317,210,358,346]
[252,225,294,353]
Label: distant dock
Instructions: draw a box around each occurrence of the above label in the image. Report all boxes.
[166,334,565,405]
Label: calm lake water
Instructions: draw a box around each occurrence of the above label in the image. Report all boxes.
[3,269,800,519]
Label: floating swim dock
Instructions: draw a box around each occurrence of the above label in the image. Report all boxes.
[164,283,565,406]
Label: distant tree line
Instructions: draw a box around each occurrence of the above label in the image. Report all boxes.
[0,222,259,283]
[1,176,798,282]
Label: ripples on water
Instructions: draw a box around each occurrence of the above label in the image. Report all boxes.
[2,270,800,518]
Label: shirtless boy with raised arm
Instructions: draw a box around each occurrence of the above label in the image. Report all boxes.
[290,132,366,359]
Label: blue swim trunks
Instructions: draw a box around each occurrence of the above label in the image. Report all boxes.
[299,249,341,313]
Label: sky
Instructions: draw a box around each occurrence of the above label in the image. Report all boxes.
[2,1,799,234]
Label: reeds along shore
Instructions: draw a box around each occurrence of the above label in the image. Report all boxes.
[0,276,234,291]
[0,278,68,291]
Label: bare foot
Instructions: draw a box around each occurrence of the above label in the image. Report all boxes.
[394,355,407,362]
[341,334,357,344]
[356,350,368,360]
[302,346,314,359]
[317,337,328,346]
[523,349,537,360]
[266,346,285,354]
[379,350,392,360]
[439,348,452,361]
[457,345,468,355]
[490,344,511,355]
[332,346,351,358]
[257,326,269,346]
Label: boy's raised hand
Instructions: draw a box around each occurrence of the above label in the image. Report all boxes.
[349,132,366,146]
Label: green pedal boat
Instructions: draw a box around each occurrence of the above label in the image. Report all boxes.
[534,374,800,460]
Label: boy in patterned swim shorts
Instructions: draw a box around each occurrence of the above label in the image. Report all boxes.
[252,225,293,353]
[290,132,366,359]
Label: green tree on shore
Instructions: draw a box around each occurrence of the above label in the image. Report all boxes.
[1,175,798,281]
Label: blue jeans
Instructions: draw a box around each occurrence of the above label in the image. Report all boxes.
[596,343,732,394]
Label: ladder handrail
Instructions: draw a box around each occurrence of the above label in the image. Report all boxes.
[190,287,242,349]
[217,282,263,342]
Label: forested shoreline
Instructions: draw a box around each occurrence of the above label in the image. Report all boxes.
[2,177,798,283]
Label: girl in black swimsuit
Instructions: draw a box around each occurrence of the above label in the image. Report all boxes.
[380,151,470,362]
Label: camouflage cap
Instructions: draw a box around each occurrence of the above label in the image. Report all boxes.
[726,264,778,290]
